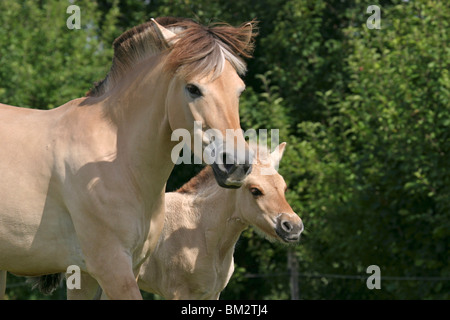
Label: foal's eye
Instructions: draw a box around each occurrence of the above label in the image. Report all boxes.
[186,84,202,98]
[250,187,263,197]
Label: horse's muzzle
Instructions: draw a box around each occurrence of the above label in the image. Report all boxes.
[275,213,304,243]
[211,151,252,189]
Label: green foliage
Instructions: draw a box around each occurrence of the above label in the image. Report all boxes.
[1,0,448,300]
[227,0,449,300]
[282,0,450,299]
[0,0,120,109]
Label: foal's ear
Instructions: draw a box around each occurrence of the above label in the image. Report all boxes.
[271,142,287,168]
[150,18,178,45]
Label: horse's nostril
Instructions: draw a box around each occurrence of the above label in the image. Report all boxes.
[224,163,234,173]
[243,163,252,175]
[281,221,293,232]
[221,152,227,164]
[221,153,235,173]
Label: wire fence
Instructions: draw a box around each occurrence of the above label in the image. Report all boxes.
[6,272,450,289]
[5,281,29,289]
[242,272,450,282]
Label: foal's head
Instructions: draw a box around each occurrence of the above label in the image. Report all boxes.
[236,143,303,243]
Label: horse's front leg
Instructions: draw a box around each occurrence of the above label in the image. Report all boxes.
[72,215,143,300]
[85,242,142,300]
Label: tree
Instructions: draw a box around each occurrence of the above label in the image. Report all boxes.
[283,0,449,299]
[0,0,120,109]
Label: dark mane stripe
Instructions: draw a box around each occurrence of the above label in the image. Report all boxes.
[176,166,215,194]
[87,18,171,97]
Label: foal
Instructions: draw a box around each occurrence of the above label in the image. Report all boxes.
[138,142,303,299]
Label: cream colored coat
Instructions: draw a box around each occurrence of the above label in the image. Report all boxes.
[64,144,303,299]
[0,19,253,299]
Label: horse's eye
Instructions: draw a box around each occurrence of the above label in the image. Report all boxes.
[250,187,263,197]
[186,84,202,98]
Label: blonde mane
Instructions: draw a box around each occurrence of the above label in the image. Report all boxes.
[87,17,257,97]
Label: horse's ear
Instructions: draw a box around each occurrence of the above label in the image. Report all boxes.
[271,142,287,168]
[150,18,178,45]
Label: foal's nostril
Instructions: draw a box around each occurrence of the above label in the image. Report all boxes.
[281,221,293,233]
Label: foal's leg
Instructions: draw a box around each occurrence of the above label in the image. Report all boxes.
[0,271,6,300]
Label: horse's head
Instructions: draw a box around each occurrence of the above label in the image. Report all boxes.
[236,143,303,243]
[154,18,256,189]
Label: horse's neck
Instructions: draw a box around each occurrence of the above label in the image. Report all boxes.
[191,186,248,260]
[102,57,176,197]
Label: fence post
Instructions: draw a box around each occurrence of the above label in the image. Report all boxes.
[0,271,7,300]
[287,247,299,300]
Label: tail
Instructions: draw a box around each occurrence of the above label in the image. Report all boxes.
[27,273,63,295]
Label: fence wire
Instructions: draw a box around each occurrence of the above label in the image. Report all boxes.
[6,272,450,290]
[242,272,450,282]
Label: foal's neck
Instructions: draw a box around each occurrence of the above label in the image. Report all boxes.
[191,184,248,258]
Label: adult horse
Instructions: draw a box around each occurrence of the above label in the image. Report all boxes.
[0,17,255,299]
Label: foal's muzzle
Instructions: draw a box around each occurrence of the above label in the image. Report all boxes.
[211,150,253,189]
[275,213,304,243]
